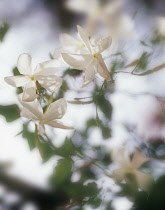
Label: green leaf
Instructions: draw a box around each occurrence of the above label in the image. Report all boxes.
[132,52,151,72]
[0,22,10,42]
[56,80,69,98]
[134,62,165,76]
[55,138,76,158]
[39,140,56,162]
[63,69,83,77]
[12,67,20,76]
[94,92,112,120]
[22,124,36,150]
[50,158,73,186]
[82,118,111,139]
[66,182,100,206]
[0,104,20,122]
[111,60,125,74]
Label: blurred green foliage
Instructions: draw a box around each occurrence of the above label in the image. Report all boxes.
[0,22,9,42]
[0,104,20,122]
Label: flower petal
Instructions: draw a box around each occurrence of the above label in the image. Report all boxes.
[77,25,93,54]
[111,147,131,168]
[62,53,92,70]
[97,54,111,80]
[21,107,38,121]
[46,120,74,130]
[60,33,81,50]
[43,98,67,122]
[132,150,149,169]
[4,75,30,87]
[22,81,37,102]
[36,75,63,92]
[18,93,43,120]
[17,54,32,75]
[135,170,154,191]
[82,59,96,87]
[34,60,60,76]
[112,168,125,182]
[95,36,112,53]
[66,0,90,13]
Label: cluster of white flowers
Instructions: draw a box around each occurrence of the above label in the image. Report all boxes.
[4,0,153,192]
[66,0,136,40]
[5,25,112,134]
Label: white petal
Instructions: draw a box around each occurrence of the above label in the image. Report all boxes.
[34,60,60,76]
[82,59,96,87]
[97,54,111,80]
[4,75,30,87]
[111,147,131,168]
[62,53,92,70]
[95,36,112,53]
[53,47,63,60]
[22,81,37,102]
[36,75,63,92]
[18,94,43,120]
[132,150,149,169]
[43,98,67,122]
[112,168,125,182]
[135,170,153,191]
[60,33,80,49]
[66,0,90,13]
[17,54,32,75]
[77,25,93,54]
[46,120,74,130]
[20,107,38,121]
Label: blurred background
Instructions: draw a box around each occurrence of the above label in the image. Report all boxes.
[0,0,165,209]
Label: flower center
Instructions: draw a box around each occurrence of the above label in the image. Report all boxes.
[93,53,99,59]
[126,167,134,174]
[30,76,35,81]
[79,43,85,48]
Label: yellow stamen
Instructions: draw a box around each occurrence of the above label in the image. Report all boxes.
[30,76,35,80]
[93,54,99,59]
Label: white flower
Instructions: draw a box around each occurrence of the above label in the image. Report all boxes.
[60,33,87,54]
[52,33,87,62]
[156,16,165,37]
[66,0,136,40]
[18,94,74,134]
[111,148,153,191]
[62,25,112,87]
[5,54,63,102]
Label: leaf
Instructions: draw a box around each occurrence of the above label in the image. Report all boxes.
[0,104,20,122]
[140,40,150,47]
[66,182,100,207]
[39,139,56,162]
[50,158,73,186]
[0,22,10,42]
[83,118,111,139]
[111,60,125,73]
[13,67,20,76]
[56,80,69,98]
[133,176,165,210]
[54,138,76,158]
[63,69,83,77]
[134,62,165,76]
[94,92,112,120]
[126,52,151,70]
[22,124,36,150]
